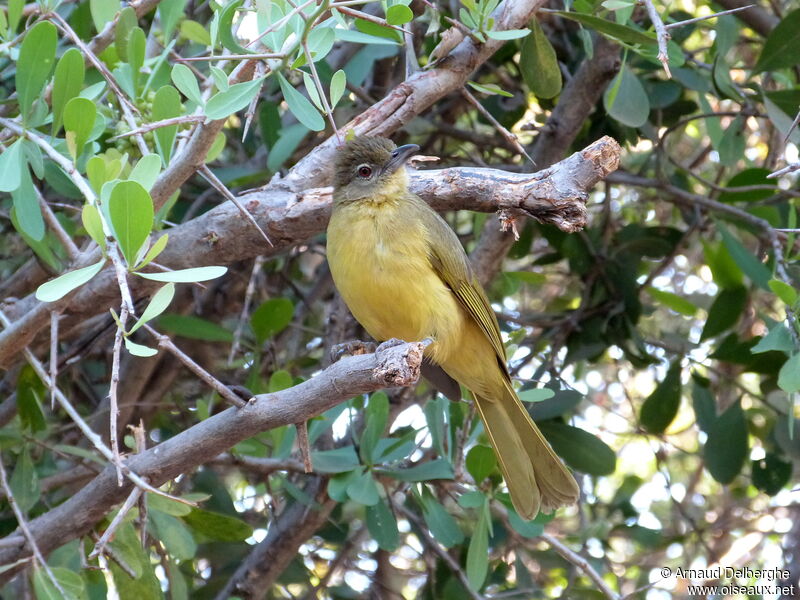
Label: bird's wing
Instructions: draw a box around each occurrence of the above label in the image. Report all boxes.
[418,201,508,367]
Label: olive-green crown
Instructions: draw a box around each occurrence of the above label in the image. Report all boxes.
[333,136,396,188]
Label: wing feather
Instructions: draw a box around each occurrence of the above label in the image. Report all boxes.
[416,201,508,368]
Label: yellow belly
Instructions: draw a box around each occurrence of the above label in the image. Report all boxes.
[327,201,464,365]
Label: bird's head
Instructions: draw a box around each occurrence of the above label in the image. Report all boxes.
[332,136,419,204]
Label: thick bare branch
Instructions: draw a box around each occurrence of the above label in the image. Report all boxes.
[0,340,427,579]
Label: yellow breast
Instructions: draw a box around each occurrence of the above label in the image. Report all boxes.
[326,198,463,361]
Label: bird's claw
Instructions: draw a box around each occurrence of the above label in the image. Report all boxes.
[330,340,377,362]
[376,338,407,353]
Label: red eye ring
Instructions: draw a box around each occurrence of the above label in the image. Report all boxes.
[357,165,373,178]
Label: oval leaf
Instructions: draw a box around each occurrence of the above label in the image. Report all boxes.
[35,260,106,302]
[16,21,57,120]
[108,180,154,266]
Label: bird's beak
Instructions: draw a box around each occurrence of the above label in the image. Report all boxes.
[383,144,420,175]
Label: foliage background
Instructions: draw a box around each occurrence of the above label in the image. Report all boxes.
[0,0,799,597]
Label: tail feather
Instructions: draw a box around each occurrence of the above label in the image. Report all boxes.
[474,383,580,519]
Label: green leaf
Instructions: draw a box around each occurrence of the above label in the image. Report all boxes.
[35,260,106,302]
[768,279,798,306]
[386,4,413,25]
[552,11,656,46]
[52,48,85,136]
[269,370,294,392]
[751,323,794,355]
[466,498,489,590]
[379,459,454,482]
[108,180,153,266]
[528,389,583,421]
[277,72,325,131]
[147,492,193,516]
[518,388,555,403]
[467,81,513,97]
[718,168,777,204]
[10,448,39,513]
[520,19,561,99]
[330,69,347,108]
[32,566,85,600]
[180,19,211,45]
[640,361,682,434]
[7,0,23,34]
[418,488,464,547]
[691,376,716,433]
[311,446,360,473]
[128,154,162,191]
[64,98,97,160]
[346,469,380,505]
[205,77,265,120]
[646,287,697,316]
[302,72,324,111]
[336,28,400,46]
[717,116,745,167]
[702,239,743,289]
[604,64,649,128]
[539,422,617,475]
[705,400,747,484]
[183,508,253,541]
[466,445,496,483]
[90,0,119,33]
[81,204,107,249]
[778,353,800,393]
[11,165,45,242]
[128,283,175,334]
[114,7,138,62]
[752,453,792,495]
[16,21,57,121]
[366,497,399,551]
[149,510,197,560]
[136,265,227,282]
[716,222,771,290]
[700,286,747,341]
[171,64,204,106]
[124,338,157,357]
[157,313,233,342]
[218,0,249,54]
[152,86,182,165]
[0,138,24,192]
[126,26,146,94]
[159,0,188,39]
[250,297,294,343]
[485,28,530,40]
[361,392,389,464]
[754,8,800,72]
[17,365,46,433]
[423,397,447,458]
[507,509,548,536]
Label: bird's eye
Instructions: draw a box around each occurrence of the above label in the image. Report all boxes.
[357,164,373,178]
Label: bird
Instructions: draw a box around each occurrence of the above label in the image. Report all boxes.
[326,136,579,519]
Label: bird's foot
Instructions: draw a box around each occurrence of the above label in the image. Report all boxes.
[376,338,407,353]
[330,339,377,363]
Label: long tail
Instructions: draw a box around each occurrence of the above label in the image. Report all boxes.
[473,382,580,519]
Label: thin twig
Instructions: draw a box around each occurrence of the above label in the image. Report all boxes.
[641,0,672,78]
[36,186,81,260]
[334,5,410,34]
[768,162,800,179]
[109,115,206,140]
[228,255,265,364]
[0,309,197,507]
[198,164,273,246]
[144,324,248,408]
[176,52,284,61]
[0,460,67,597]
[301,40,341,142]
[49,312,59,410]
[397,503,486,600]
[540,533,620,600]
[664,4,754,29]
[461,88,534,165]
[295,420,313,473]
[88,486,143,560]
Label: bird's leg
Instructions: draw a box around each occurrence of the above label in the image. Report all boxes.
[329,339,377,363]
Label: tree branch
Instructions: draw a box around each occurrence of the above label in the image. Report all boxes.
[0,340,427,580]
